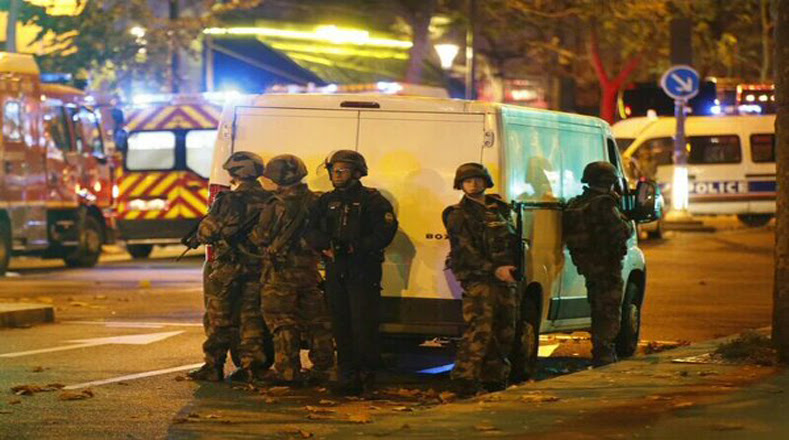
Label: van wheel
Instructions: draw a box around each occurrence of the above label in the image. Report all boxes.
[0,220,10,276]
[509,293,541,384]
[737,214,772,228]
[646,220,663,239]
[64,216,103,268]
[615,280,641,358]
[127,244,154,259]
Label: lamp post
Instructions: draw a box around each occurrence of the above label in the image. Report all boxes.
[434,43,460,70]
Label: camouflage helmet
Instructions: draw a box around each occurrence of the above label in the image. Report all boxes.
[581,161,619,186]
[325,149,368,177]
[223,151,265,181]
[263,154,308,185]
[453,162,494,190]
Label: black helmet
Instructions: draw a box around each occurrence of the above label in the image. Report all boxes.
[223,151,265,181]
[325,149,368,177]
[263,154,308,185]
[581,161,618,186]
[453,162,494,190]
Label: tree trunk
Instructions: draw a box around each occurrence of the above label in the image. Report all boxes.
[773,0,789,362]
[762,0,772,83]
[589,28,641,124]
[404,0,436,85]
[5,0,19,52]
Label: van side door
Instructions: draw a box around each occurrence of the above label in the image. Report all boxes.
[2,98,28,248]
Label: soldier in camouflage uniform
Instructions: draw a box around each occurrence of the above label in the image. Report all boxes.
[250,154,334,386]
[443,163,518,397]
[563,161,633,366]
[186,152,274,382]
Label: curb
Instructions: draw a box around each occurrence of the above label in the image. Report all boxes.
[0,303,55,328]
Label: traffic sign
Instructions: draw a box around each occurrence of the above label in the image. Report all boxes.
[660,65,700,100]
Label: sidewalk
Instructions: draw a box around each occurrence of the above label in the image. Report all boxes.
[168,336,785,440]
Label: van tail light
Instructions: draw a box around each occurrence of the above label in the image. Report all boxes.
[205,183,231,262]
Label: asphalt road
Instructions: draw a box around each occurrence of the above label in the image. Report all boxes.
[0,219,775,439]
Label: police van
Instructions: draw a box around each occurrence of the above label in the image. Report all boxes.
[614,115,776,227]
[208,95,659,367]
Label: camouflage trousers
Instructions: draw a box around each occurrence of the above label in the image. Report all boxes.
[262,268,334,382]
[451,280,517,384]
[584,265,624,364]
[203,262,272,371]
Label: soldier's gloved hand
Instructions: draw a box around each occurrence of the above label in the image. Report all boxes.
[494,265,517,284]
[183,235,201,249]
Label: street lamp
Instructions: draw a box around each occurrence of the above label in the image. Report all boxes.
[434,43,460,70]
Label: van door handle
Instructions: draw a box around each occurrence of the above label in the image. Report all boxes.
[4,161,11,173]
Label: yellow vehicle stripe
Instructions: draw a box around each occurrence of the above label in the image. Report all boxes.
[125,210,141,220]
[119,173,143,195]
[129,173,163,197]
[181,106,213,128]
[144,210,161,220]
[148,173,180,197]
[125,108,156,131]
[179,190,207,216]
[145,107,176,130]
[165,204,182,219]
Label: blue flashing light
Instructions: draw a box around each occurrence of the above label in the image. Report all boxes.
[710,105,722,115]
[417,363,455,375]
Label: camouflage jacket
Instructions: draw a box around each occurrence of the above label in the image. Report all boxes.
[563,187,633,274]
[443,194,517,283]
[197,180,272,266]
[249,183,320,271]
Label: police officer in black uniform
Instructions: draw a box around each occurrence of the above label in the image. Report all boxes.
[305,150,398,396]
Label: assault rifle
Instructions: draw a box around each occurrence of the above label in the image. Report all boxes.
[176,212,261,262]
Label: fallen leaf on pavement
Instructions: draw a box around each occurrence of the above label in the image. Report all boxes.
[187,412,200,419]
[298,429,313,438]
[266,386,290,396]
[264,397,279,404]
[68,301,90,307]
[698,370,719,376]
[348,412,372,424]
[11,384,63,395]
[474,423,498,431]
[672,402,694,409]
[306,413,332,420]
[116,382,130,386]
[391,388,421,398]
[0,410,12,415]
[8,399,21,405]
[58,389,94,401]
[35,297,54,304]
[438,391,456,402]
[172,417,188,424]
[400,423,411,430]
[304,405,335,414]
[392,406,413,412]
[205,414,221,419]
[93,295,108,300]
[520,393,560,403]
[318,399,337,406]
[174,375,186,382]
[30,367,44,373]
[711,423,745,431]
[646,395,672,401]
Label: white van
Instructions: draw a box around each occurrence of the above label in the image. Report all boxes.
[208,95,659,364]
[614,115,776,227]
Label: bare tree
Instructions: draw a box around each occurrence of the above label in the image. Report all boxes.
[773,0,789,362]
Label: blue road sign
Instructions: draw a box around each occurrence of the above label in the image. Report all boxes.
[660,65,700,100]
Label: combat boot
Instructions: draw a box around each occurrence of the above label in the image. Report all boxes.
[360,371,376,399]
[481,381,507,393]
[331,374,362,397]
[450,378,481,398]
[187,363,224,382]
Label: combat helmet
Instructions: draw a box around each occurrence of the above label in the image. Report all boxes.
[263,154,308,185]
[325,150,368,177]
[453,162,494,190]
[581,161,618,186]
[223,151,265,181]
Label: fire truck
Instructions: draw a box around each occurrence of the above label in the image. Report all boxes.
[114,93,223,258]
[0,52,116,275]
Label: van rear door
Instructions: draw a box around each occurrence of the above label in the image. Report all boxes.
[233,107,359,192]
[357,110,486,303]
